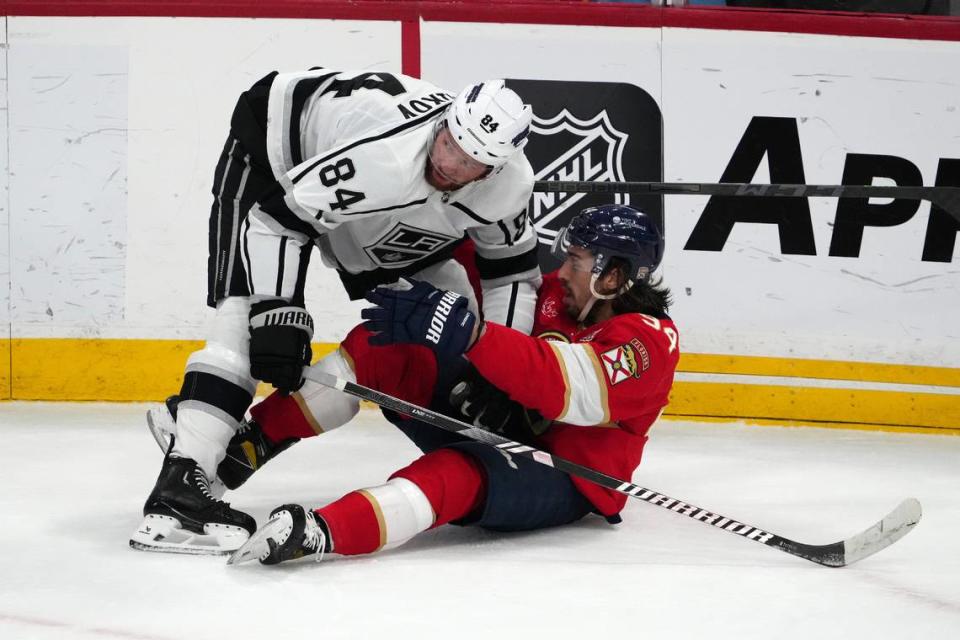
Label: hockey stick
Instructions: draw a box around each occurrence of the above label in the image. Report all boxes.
[533,180,960,220]
[305,369,921,568]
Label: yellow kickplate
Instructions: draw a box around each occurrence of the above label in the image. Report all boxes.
[9,338,337,402]
[5,338,958,434]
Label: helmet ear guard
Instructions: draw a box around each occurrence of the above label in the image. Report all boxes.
[446,80,532,169]
[588,251,631,301]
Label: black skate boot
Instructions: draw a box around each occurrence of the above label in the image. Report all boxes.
[130,447,257,555]
[148,395,297,491]
[217,419,299,491]
[228,504,330,566]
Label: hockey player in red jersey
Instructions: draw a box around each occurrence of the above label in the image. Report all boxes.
[227,204,680,565]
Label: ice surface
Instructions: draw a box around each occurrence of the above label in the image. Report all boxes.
[0,402,957,639]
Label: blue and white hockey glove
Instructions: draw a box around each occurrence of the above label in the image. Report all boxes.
[249,300,313,394]
[362,279,477,361]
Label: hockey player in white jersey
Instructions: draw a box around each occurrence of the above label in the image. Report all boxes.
[130,69,541,555]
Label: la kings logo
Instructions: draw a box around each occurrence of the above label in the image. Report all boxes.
[506,79,664,271]
[364,222,459,268]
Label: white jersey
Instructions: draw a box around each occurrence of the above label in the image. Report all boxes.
[242,69,540,332]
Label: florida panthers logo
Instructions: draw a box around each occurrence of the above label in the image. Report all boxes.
[600,339,651,385]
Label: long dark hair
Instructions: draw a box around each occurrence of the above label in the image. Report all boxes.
[606,257,672,318]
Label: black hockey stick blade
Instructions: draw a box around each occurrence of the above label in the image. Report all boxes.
[305,369,922,567]
[533,180,960,222]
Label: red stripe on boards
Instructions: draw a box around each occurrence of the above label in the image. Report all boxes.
[5,1,959,41]
[401,16,421,79]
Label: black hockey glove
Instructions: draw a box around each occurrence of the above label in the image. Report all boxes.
[249,300,313,394]
[448,367,551,442]
[361,279,477,362]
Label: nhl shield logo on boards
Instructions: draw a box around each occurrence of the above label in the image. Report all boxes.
[528,109,630,246]
[505,79,664,272]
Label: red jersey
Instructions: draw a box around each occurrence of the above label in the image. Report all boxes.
[467,272,680,516]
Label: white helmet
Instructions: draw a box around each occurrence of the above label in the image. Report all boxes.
[446,80,532,168]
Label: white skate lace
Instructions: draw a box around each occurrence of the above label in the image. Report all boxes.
[193,468,225,504]
[304,511,326,563]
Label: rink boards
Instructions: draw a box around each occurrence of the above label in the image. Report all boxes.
[0,3,958,433]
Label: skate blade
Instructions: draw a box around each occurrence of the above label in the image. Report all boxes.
[146,405,174,453]
[130,514,249,556]
[226,517,288,565]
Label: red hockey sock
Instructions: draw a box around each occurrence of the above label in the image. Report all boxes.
[249,391,319,442]
[391,449,486,527]
[314,492,384,555]
[316,450,486,555]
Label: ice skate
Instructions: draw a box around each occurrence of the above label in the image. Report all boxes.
[217,418,299,490]
[228,504,327,566]
[130,450,256,555]
[146,395,295,491]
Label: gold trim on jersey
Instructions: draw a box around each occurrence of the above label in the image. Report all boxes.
[359,489,388,551]
[338,345,357,374]
[547,341,573,421]
[292,391,325,435]
[536,330,571,343]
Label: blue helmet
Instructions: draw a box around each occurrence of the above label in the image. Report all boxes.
[551,204,664,287]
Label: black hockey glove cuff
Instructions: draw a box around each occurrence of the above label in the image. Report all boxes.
[448,367,551,442]
[249,300,314,394]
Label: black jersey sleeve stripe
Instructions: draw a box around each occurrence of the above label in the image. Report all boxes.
[242,216,255,293]
[336,197,430,217]
[448,201,494,225]
[474,245,540,280]
[291,103,448,184]
[275,235,288,297]
[291,243,313,306]
[289,72,338,166]
[504,282,519,327]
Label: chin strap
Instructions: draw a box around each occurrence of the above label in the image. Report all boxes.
[576,273,635,324]
[575,297,596,324]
